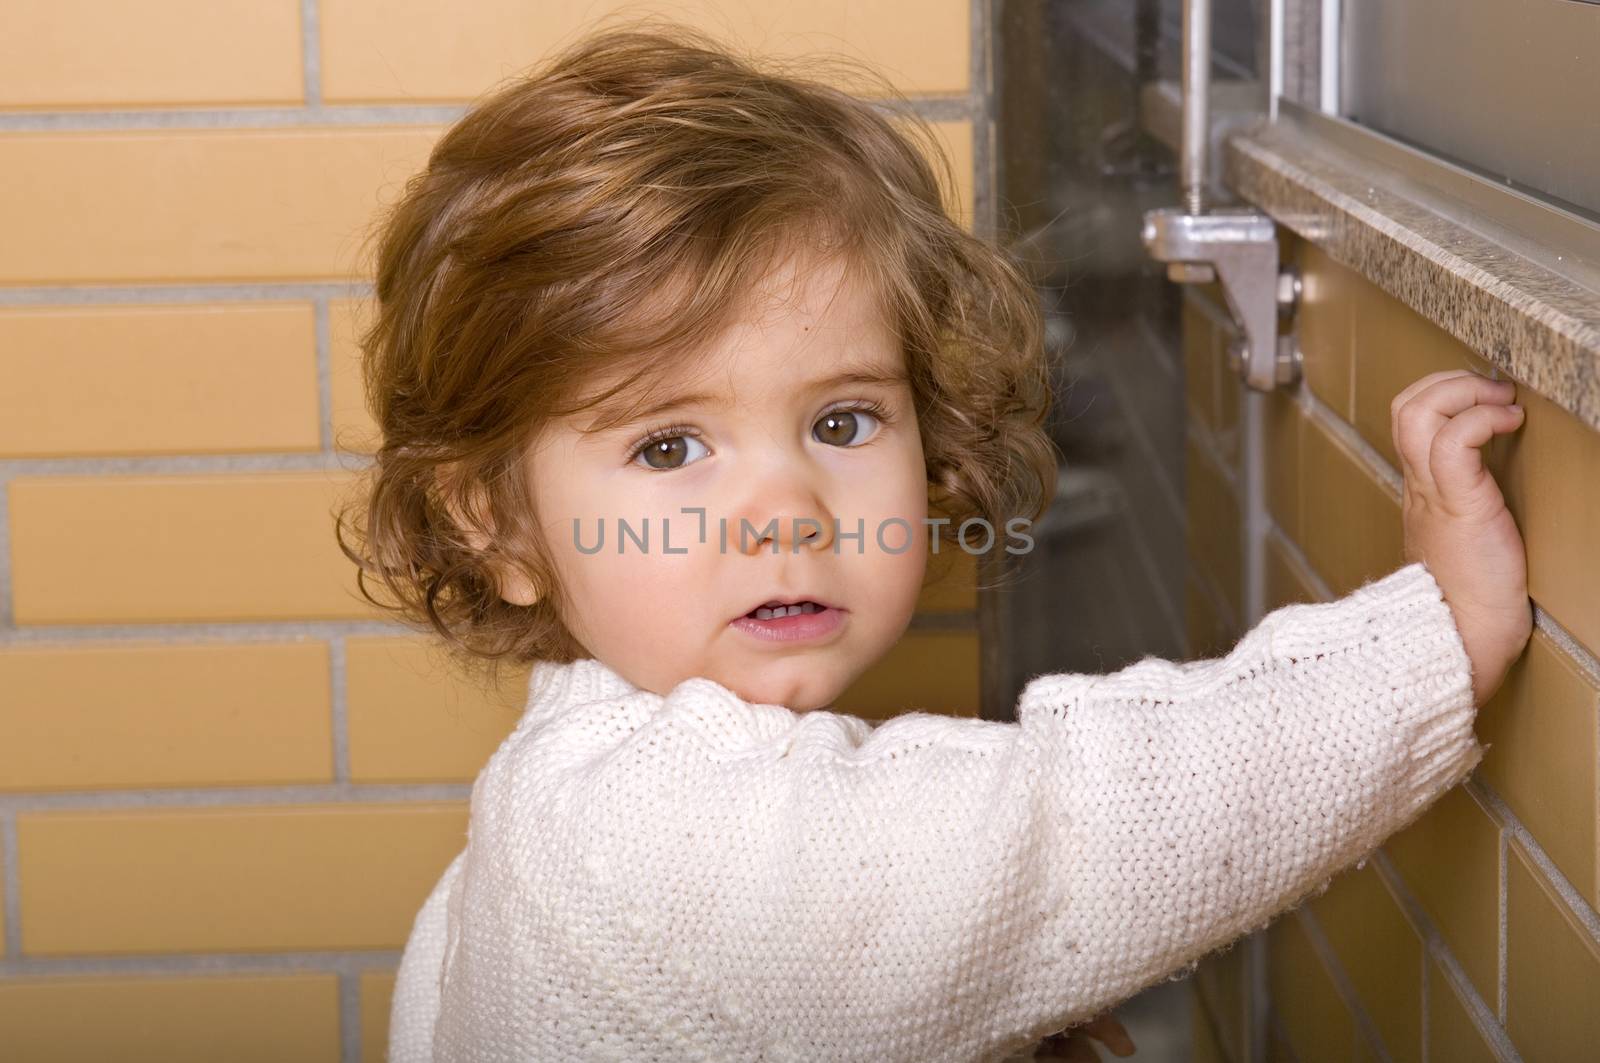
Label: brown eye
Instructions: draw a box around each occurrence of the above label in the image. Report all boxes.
[631,434,708,471]
[813,409,881,447]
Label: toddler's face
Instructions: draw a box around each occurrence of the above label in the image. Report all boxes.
[520,248,929,711]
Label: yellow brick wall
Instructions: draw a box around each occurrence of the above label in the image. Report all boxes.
[1183,234,1600,1061]
[0,3,982,1057]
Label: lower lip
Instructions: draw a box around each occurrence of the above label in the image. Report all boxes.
[729,606,846,643]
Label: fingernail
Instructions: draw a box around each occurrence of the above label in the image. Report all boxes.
[1509,404,1523,414]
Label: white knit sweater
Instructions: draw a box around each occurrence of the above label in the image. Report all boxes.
[388,561,1480,1062]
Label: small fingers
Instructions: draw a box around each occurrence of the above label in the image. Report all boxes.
[1389,368,1495,423]
[1429,402,1524,506]
[1393,372,1516,493]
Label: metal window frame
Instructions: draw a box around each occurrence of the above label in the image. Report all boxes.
[1275,98,1600,295]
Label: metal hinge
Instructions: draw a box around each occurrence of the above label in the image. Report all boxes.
[1140,0,1301,392]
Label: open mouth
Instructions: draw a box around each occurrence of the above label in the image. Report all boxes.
[745,600,828,621]
[731,599,846,643]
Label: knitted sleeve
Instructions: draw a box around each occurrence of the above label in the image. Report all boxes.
[433,561,1479,1063]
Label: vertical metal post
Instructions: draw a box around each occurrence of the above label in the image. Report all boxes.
[1181,0,1212,214]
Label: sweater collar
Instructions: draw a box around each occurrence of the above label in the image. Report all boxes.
[525,655,641,718]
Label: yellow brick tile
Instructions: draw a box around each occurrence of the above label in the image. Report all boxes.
[1269,912,1358,1063]
[330,298,381,455]
[836,629,978,718]
[920,119,974,231]
[1186,439,1242,619]
[0,641,333,791]
[1311,864,1424,1063]
[0,1,303,109]
[1489,383,1600,661]
[1476,628,1599,905]
[0,973,339,1063]
[0,128,439,285]
[1192,987,1230,1063]
[360,971,395,1063]
[9,471,394,625]
[1196,943,1248,1062]
[1265,1018,1297,1063]
[1264,388,1303,545]
[1299,416,1404,598]
[319,0,971,103]
[918,548,978,613]
[1217,346,1242,465]
[18,802,466,954]
[1351,283,1494,471]
[0,304,319,458]
[1293,240,1357,421]
[1184,296,1220,431]
[1505,841,1600,1061]
[346,637,526,783]
[1186,572,1234,662]
[1427,961,1498,1063]
[1265,532,1323,613]
[1385,785,1500,1004]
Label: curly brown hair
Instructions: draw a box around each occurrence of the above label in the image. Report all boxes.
[334,17,1060,688]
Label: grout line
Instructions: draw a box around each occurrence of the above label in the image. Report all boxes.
[0,477,11,629]
[0,620,408,647]
[1419,952,1429,1063]
[969,0,995,239]
[1264,1005,1299,1063]
[340,971,361,1063]
[1192,971,1235,1061]
[0,95,969,134]
[1183,284,1241,338]
[1469,778,1600,943]
[1498,828,1509,1022]
[1187,551,1241,651]
[0,950,402,980]
[1292,906,1395,1063]
[315,297,333,453]
[330,636,351,784]
[1185,417,1242,499]
[2,813,21,959]
[0,452,372,478]
[1370,849,1523,1062]
[1132,313,1180,382]
[1100,319,1187,522]
[1300,386,1403,497]
[300,0,323,109]
[1523,601,1600,688]
[1248,930,1267,1063]
[0,282,372,306]
[1119,485,1188,654]
[1263,522,1334,603]
[0,783,470,814]
[0,106,468,132]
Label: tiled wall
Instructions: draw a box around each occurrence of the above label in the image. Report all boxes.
[1184,234,1600,1061]
[0,2,983,1058]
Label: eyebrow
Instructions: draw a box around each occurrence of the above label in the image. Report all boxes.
[588,363,908,432]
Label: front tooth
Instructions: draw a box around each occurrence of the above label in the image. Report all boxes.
[755,604,812,620]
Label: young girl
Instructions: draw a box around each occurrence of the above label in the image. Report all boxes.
[339,21,1533,1063]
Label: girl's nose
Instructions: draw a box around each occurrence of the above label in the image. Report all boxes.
[737,509,836,556]
[731,463,838,556]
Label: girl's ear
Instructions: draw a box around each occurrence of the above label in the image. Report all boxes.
[437,470,542,608]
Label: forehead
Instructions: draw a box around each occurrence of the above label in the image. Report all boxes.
[570,247,904,430]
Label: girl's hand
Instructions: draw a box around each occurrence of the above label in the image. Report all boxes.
[1390,369,1533,706]
[1034,1011,1136,1061]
